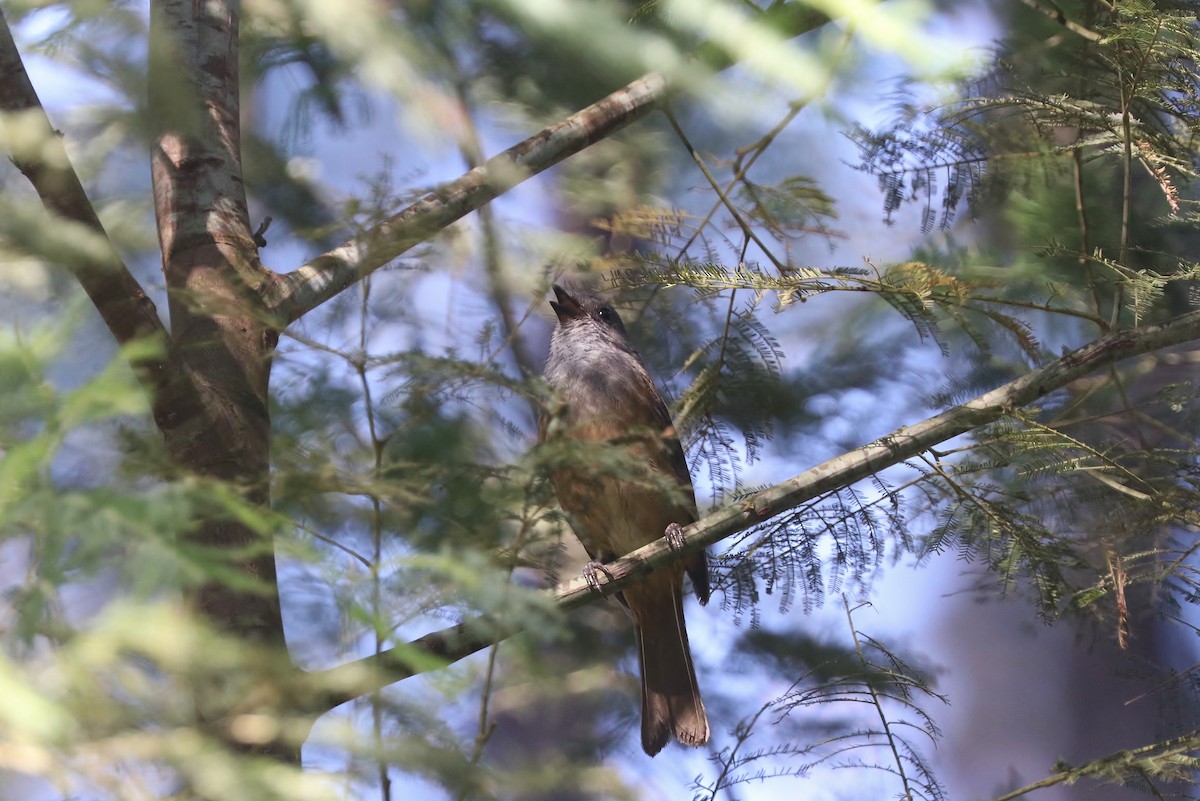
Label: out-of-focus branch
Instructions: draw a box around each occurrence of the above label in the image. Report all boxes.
[298,308,1200,715]
[452,70,540,381]
[0,11,170,356]
[263,4,830,326]
[263,71,669,326]
[986,730,1200,801]
[1017,0,1102,42]
[0,10,213,432]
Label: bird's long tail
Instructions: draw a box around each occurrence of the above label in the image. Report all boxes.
[630,574,709,756]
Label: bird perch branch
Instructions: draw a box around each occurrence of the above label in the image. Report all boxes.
[298,308,1200,716]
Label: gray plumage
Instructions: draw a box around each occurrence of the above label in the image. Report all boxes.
[540,284,709,756]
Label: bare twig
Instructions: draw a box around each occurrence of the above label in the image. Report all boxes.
[446,52,540,382]
[676,22,855,260]
[1072,148,1105,323]
[355,276,393,801]
[664,107,788,272]
[844,597,914,801]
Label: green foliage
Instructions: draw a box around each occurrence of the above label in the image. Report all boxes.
[0,600,345,801]
[0,321,334,798]
[990,731,1200,801]
[713,482,906,625]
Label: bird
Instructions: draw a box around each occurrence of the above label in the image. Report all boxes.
[539,283,710,756]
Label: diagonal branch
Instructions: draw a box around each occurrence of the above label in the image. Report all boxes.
[0,11,169,356]
[986,730,1200,801]
[1016,0,1102,43]
[296,308,1200,717]
[0,10,210,430]
[263,4,829,326]
[263,71,669,326]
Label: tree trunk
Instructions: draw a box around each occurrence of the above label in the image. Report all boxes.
[146,7,289,762]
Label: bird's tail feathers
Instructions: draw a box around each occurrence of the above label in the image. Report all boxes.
[632,578,708,756]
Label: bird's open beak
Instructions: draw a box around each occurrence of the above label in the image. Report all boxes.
[550,284,584,322]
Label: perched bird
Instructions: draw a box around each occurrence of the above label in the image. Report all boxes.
[540,284,710,756]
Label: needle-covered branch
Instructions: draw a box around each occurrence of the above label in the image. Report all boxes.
[298,308,1200,716]
[987,731,1200,801]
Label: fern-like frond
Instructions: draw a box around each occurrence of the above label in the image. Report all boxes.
[716,483,909,616]
[851,5,1200,233]
[734,175,840,241]
[698,600,947,801]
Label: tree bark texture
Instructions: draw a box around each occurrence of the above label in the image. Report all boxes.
[147,0,284,647]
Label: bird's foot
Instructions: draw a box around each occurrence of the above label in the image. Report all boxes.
[583,560,617,594]
[664,522,687,552]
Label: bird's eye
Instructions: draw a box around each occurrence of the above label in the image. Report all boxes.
[597,307,615,324]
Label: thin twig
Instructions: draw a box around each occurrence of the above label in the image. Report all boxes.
[986,732,1200,801]
[1115,19,1162,326]
[663,107,788,272]
[446,53,539,382]
[1017,0,1102,42]
[354,276,394,801]
[1072,149,1105,325]
[676,22,855,261]
[675,102,806,259]
[844,597,914,800]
